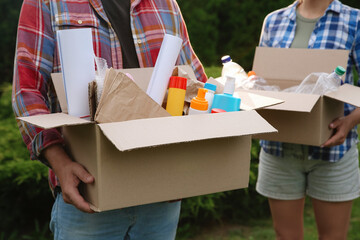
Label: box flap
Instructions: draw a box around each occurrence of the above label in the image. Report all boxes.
[116,65,196,92]
[234,91,284,110]
[324,84,360,107]
[98,110,277,151]
[245,90,321,112]
[253,47,349,86]
[51,73,68,113]
[17,113,91,129]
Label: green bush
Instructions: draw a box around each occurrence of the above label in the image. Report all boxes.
[0,84,53,237]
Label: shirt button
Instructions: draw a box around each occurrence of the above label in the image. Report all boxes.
[78,20,83,24]
[137,39,142,44]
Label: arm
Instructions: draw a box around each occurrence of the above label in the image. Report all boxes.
[322,19,360,148]
[44,144,94,213]
[322,108,360,147]
[13,0,94,212]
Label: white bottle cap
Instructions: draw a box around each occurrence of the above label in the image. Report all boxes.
[224,75,235,95]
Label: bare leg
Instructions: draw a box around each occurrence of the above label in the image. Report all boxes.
[312,198,352,240]
[268,197,305,240]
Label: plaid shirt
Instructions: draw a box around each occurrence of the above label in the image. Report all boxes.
[259,0,360,162]
[12,0,207,191]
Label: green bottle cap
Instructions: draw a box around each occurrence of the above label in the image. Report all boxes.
[335,66,346,76]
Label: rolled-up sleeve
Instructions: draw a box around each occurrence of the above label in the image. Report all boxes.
[12,0,64,163]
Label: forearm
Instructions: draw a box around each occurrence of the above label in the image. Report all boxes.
[345,107,360,129]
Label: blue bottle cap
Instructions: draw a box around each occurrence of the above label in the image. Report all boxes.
[204,83,217,92]
[221,55,232,64]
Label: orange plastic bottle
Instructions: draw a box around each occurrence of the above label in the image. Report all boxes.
[188,88,208,115]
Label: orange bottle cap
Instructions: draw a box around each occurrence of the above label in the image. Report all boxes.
[247,71,256,77]
[168,76,187,90]
[190,88,208,111]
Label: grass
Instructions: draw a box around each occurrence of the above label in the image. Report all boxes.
[182,197,360,240]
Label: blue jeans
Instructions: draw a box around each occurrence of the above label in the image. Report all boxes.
[50,193,181,240]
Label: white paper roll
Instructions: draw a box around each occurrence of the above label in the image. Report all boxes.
[146,34,183,105]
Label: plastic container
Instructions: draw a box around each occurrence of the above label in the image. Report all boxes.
[211,76,241,112]
[221,55,247,88]
[166,76,187,116]
[329,66,346,85]
[188,88,208,115]
[211,108,226,114]
[204,83,217,112]
[310,65,346,95]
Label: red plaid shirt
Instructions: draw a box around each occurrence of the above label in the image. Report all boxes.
[13,0,207,191]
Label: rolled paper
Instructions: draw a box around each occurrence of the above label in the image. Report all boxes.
[146,34,183,105]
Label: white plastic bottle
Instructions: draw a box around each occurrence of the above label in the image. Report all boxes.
[328,66,346,86]
[221,55,247,88]
[204,83,216,112]
[312,66,346,95]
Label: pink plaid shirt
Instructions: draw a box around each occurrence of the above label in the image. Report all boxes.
[13,0,207,191]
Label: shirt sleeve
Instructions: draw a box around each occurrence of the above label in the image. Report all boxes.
[12,0,64,163]
[172,0,208,83]
[353,18,360,87]
[259,13,272,47]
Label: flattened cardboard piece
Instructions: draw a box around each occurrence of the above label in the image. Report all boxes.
[234,91,284,110]
[95,69,170,123]
[244,90,321,112]
[115,65,197,93]
[17,113,91,129]
[253,47,349,88]
[98,110,277,151]
[324,84,360,107]
[51,73,68,113]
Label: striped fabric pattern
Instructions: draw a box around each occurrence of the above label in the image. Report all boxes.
[259,0,360,162]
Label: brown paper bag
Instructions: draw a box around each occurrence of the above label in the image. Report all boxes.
[94,68,170,123]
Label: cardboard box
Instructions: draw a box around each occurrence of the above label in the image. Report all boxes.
[250,47,360,146]
[19,66,279,212]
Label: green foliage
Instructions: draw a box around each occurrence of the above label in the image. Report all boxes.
[0,84,53,237]
[0,0,22,84]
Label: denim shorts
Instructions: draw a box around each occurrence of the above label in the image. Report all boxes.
[256,143,360,202]
[50,193,181,240]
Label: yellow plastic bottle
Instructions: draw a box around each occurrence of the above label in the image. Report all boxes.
[166,76,187,116]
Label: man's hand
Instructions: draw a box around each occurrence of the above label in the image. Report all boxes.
[44,144,95,213]
[322,108,360,148]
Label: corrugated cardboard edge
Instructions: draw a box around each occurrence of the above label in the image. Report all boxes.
[51,73,68,113]
[324,84,360,107]
[234,91,284,110]
[253,47,349,84]
[98,110,277,152]
[17,113,91,129]
[243,90,321,112]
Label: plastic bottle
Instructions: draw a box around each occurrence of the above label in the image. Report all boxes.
[329,66,346,85]
[166,76,187,116]
[188,88,208,115]
[211,76,241,112]
[204,83,217,112]
[311,66,346,95]
[221,55,247,88]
